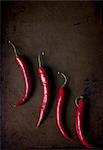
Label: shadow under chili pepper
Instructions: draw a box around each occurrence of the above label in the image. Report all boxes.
[62,85,74,140]
[82,95,97,147]
[22,56,36,102]
[42,66,56,122]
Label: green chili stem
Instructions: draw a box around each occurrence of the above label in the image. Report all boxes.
[38,55,41,68]
[75,96,84,107]
[38,52,45,68]
[9,41,18,57]
[58,72,67,87]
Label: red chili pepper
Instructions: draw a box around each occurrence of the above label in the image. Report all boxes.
[36,52,50,128]
[75,96,94,148]
[9,41,32,107]
[56,72,74,142]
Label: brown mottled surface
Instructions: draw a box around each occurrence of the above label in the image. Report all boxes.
[1,1,103,149]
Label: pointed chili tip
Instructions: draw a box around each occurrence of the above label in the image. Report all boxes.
[36,123,40,128]
[36,125,39,128]
[15,104,19,108]
[15,102,22,107]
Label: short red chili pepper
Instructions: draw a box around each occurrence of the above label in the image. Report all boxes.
[56,72,74,142]
[36,52,50,128]
[9,41,32,107]
[75,96,94,148]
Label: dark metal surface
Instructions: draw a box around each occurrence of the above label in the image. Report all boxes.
[1,1,103,150]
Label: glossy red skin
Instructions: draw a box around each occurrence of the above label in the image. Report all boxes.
[36,67,50,128]
[76,99,94,148]
[15,56,32,107]
[56,87,73,142]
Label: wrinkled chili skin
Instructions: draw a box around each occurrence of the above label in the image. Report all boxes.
[15,56,32,107]
[36,67,50,128]
[57,87,73,142]
[76,99,94,148]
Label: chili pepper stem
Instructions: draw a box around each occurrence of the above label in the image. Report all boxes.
[38,52,45,68]
[38,55,41,68]
[75,96,84,107]
[9,41,18,57]
[58,72,67,87]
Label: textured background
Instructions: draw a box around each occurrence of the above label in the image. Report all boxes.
[1,1,103,149]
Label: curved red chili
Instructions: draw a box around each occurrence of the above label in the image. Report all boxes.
[36,52,50,128]
[56,72,74,142]
[9,41,32,107]
[75,96,94,148]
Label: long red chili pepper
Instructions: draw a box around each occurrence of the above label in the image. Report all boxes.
[9,41,32,107]
[36,52,50,128]
[75,96,94,148]
[56,72,74,142]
